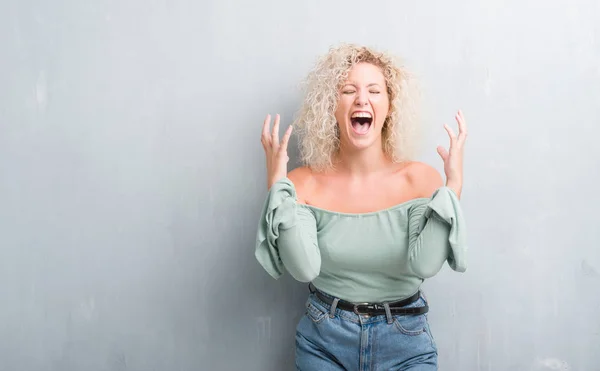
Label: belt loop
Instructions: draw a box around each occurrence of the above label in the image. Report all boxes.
[329,298,340,318]
[384,303,393,324]
[308,283,316,293]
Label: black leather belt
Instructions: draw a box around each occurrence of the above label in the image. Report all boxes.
[309,283,428,316]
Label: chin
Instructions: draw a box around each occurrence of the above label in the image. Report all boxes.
[343,129,380,150]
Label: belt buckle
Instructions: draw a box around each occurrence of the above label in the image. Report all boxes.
[353,303,381,315]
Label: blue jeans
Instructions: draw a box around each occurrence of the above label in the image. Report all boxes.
[295,290,438,371]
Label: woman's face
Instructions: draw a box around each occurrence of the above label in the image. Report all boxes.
[334,62,390,152]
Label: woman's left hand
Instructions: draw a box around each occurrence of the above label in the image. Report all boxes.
[437,110,467,198]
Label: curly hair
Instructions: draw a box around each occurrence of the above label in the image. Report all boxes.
[292,43,420,171]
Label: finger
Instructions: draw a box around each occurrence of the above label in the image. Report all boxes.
[271,114,281,147]
[456,110,468,145]
[444,124,457,148]
[456,111,467,134]
[279,125,293,154]
[262,114,272,147]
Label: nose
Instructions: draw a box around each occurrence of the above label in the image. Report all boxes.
[354,90,369,107]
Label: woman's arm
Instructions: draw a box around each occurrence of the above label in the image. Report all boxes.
[255,177,321,282]
[407,185,467,278]
[406,109,469,278]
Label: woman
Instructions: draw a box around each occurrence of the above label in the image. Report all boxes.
[255,43,468,370]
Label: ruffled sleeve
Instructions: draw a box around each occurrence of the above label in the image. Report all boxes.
[407,187,467,278]
[254,178,321,282]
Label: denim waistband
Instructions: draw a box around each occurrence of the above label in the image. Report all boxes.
[306,284,427,324]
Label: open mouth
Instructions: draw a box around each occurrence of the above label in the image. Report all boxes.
[351,112,373,135]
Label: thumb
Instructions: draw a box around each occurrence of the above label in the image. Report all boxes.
[437,146,448,161]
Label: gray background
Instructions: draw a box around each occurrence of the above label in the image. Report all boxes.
[1,0,599,370]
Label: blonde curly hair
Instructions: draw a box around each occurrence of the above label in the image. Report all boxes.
[292,43,420,171]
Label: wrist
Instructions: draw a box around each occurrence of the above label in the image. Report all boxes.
[267,175,285,190]
[446,181,462,198]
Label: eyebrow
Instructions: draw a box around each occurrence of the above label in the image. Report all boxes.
[343,83,383,88]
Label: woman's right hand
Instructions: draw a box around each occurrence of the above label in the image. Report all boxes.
[261,114,293,190]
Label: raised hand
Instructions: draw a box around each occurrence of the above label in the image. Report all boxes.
[261,114,293,190]
[436,110,467,198]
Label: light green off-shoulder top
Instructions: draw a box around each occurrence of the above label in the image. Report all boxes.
[255,177,467,303]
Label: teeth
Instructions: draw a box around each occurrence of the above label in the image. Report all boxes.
[351,112,372,119]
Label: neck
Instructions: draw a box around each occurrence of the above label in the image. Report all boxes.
[333,142,391,178]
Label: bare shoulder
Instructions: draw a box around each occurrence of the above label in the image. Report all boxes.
[404,161,444,198]
[287,166,315,204]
